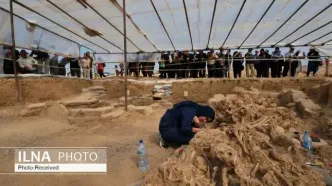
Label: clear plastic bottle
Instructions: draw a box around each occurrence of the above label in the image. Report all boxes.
[302,130,313,161]
[137,139,148,171]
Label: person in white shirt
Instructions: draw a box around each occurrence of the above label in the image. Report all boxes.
[80,54,91,79]
[283,47,295,77]
[17,50,38,73]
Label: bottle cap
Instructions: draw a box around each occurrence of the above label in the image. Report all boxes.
[139,140,143,143]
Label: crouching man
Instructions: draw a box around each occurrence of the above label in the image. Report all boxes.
[159,101,215,148]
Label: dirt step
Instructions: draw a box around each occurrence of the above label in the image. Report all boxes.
[60,98,100,108]
[101,108,125,119]
[82,86,106,92]
[68,106,115,117]
[20,102,51,117]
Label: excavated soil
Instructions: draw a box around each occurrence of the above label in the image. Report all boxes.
[144,87,329,186]
[0,77,331,186]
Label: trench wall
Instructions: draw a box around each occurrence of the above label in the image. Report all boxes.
[0,77,157,106]
[0,76,92,106]
[1,76,331,107]
[172,78,331,103]
[93,79,156,99]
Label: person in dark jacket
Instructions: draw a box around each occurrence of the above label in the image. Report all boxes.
[196,50,207,78]
[257,49,265,78]
[29,50,49,74]
[233,51,244,78]
[307,47,321,77]
[159,101,215,147]
[70,57,81,77]
[3,50,15,74]
[263,50,271,77]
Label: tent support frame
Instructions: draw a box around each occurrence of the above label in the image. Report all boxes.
[274,3,332,46]
[150,0,176,51]
[238,0,275,48]
[10,0,20,103]
[307,31,332,45]
[286,21,332,46]
[221,0,247,48]
[206,0,218,49]
[45,0,123,52]
[182,0,193,51]
[82,1,142,52]
[258,0,309,48]
[123,0,128,111]
[12,0,110,53]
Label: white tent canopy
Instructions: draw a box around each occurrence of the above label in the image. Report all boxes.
[0,0,332,55]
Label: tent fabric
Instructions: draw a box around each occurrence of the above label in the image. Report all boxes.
[316,45,332,59]
[0,0,332,55]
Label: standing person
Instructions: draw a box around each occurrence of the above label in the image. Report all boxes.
[271,47,282,78]
[207,49,217,78]
[196,50,207,78]
[245,48,255,77]
[58,56,69,76]
[49,54,59,75]
[283,47,295,77]
[119,62,124,76]
[17,50,38,74]
[159,101,215,147]
[69,57,80,77]
[29,49,49,74]
[147,61,154,77]
[254,50,260,74]
[224,48,231,78]
[257,49,265,78]
[85,52,94,79]
[182,51,190,78]
[263,50,271,77]
[80,54,91,79]
[159,54,166,79]
[191,51,199,78]
[164,51,174,78]
[217,48,226,78]
[189,52,196,78]
[297,51,305,75]
[97,62,106,78]
[3,50,15,74]
[115,65,121,76]
[174,51,182,79]
[290,50,304,77]
[307,47,321,77]
[233,51,244,78]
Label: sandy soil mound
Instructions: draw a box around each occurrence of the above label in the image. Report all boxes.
[143,87,325,186]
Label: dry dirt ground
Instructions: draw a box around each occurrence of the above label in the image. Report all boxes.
[0,99,174,186]
[0,80,331,186]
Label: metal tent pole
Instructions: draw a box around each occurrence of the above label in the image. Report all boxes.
[123,0,128,111]
[10,0,19,103]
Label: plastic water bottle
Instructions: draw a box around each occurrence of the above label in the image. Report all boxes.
[137,140,148,171]
[302,130,313,161]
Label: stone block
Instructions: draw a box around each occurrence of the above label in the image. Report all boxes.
[279,89,307,105]
[296,98,321,118]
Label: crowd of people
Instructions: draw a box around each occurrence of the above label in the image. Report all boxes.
[2,45,326,79]
[154,47,323,79]
[2,46,107,79]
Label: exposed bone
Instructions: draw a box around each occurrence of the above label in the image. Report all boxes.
[271,167,293,186]
[222,167,228,186]
[250,163,260,178]
[212,166,219,182]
